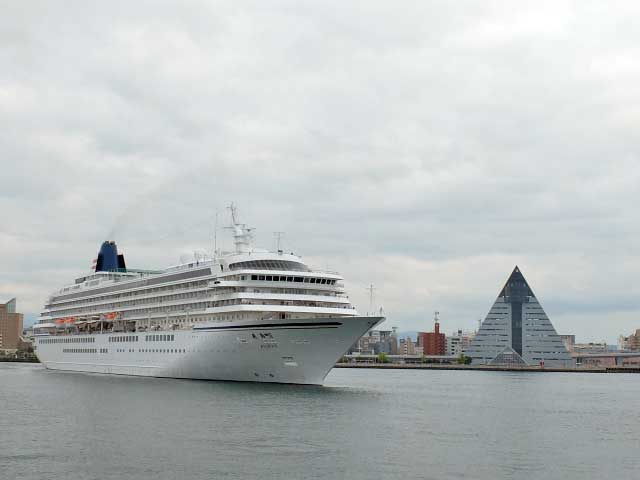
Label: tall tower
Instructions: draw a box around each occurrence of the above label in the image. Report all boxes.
[465,267,574,367]
[0,298,24,350]
[420,311,446,355]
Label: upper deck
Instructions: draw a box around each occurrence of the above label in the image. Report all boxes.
[37,206,356,333]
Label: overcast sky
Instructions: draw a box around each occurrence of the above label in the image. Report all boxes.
[1,1,639,342]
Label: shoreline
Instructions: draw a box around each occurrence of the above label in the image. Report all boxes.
[0,356,39,363]
[335,363,640,374]
[3,359,638,373]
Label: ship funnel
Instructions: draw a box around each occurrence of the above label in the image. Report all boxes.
[95,241,126,272]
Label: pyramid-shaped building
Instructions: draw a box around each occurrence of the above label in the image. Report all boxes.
[465,267,574,367]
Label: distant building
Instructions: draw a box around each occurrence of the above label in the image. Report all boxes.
[574,352,640,367]
[23,325,35,342]
[572,342,608,354]
[389,332,399,355]
[465,266,574,367]
[418,316,446,356]
[351,329,397,355]
[560,335,576,353]
[399,337,416,355]
[446,336,462,356]
[0,298,24,351]
[447,330,474,356]
[619,330,640,351]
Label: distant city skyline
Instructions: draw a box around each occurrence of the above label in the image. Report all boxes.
[2,2,640,343]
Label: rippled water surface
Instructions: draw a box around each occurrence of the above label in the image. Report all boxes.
[1,363,638,479]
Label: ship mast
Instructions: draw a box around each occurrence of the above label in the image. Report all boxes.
[227,203,254,253]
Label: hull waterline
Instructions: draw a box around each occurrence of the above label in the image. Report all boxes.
[36,316,384,385]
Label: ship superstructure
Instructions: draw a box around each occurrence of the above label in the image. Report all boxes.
[34,208,383,384]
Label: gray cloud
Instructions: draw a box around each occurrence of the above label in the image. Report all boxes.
[1,1,639,342]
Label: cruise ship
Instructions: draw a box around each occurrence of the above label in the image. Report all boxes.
[34,207,384,384]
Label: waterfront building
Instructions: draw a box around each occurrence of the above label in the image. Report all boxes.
[350,329,396,354]
[446,336,461,356]
[389,332,399,355]
[618,335,628,351]
[399,337,416,355]
[446,330,474,357]
[618,330,640,351]
[23,326,35,343]
[0,298,24,352]
[575,352,640,367]
[418,314,446,355]
[560,334,576,353]
[572,342,608,354]
[342,352,457,364]
[465,267,574,367]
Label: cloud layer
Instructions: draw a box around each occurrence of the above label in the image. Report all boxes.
[1,1,639,341]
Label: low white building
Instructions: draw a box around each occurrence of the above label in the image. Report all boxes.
[447,330,475,356]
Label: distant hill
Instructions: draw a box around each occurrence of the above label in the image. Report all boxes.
[23,314,39,328]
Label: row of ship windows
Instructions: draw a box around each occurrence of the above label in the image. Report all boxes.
[52,280,209,308]
[49,289,214,317]
[52,274,339,313]
[100,290,210,308]
[52,297,349,321]
[141,314,249,323]
[229,260,309,271]
[46,336,177,345]
[140,348,183,353]
[145,334,174,342]
[118,348,176,353]
[250,275,336,285]
[49,285,341,317]
[108,335,176,342]
[62,348,186,354]
[109,336,138,343]
[40,337,95,344]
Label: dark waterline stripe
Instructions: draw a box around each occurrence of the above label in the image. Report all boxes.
[194,321,343,332]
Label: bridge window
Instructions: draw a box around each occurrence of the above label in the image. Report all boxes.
[228,260,309,271]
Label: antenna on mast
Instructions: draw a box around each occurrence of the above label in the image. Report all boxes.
[366,284,376,316]
[213,210,219,258]
[228,202,238,225]
[274,231,285,252]
[225,203,254,253]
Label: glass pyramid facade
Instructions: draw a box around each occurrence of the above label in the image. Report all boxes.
[465,267,574,367]
[488,347,527,366]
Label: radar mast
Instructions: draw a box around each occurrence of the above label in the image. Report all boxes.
[227,203,254,253]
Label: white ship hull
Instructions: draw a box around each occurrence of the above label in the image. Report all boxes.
[35,316,383,385]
